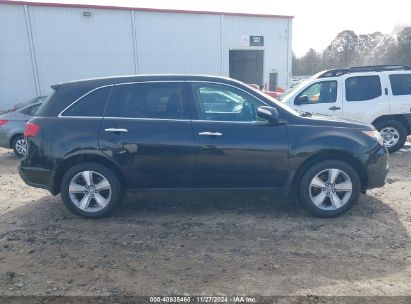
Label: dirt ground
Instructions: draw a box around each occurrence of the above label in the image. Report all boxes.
[0,143,410,298]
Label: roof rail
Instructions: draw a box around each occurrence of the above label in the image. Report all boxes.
[318,65,411,78]
[317,69,348,78]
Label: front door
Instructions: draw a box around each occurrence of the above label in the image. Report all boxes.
[99,82,195,189]
[188,82,289,188]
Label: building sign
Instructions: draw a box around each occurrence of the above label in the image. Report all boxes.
[250,35,264,46]
[241,35,264,46]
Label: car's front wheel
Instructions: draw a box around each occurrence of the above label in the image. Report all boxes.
[12,135,26,158]
[299,160,361,217]
[60,162,123,218]
[375,119,407,153]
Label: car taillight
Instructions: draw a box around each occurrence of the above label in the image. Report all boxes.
[24,122,40,137]
[0,119,8,127]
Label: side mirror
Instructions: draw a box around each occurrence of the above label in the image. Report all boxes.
[257,106,280,124]
[294,95,308,105]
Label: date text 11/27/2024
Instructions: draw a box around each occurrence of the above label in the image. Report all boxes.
[149,296,257,303]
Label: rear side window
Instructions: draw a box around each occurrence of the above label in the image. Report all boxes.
[61,86,112,117]
[117,82,183,119]
[389,74,411,96]
[345,76,382,101]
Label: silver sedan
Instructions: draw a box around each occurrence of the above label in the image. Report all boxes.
[0,101,44,157]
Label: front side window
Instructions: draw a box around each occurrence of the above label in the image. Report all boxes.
[118,82,183,119]
[345,76,382,101]
[190,83,263,122]
[295,81,337,104]
[389,74,411,96]
[62,86,112,117]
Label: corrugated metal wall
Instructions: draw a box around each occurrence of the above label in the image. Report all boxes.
[0,4,38,109]
[28,6,136,94]
[134,11,222,75]
[0,3,291,110]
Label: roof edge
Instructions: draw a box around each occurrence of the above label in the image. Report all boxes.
[0,0,294,19]
[51,73,241,88]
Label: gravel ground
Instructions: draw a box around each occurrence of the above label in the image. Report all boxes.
[0,144,410,297]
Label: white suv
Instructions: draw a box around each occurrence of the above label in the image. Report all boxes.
[282,65,411,152]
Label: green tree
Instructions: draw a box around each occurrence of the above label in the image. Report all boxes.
[292,26,411,76]
[397,27,411,64]
[293,49,321,76]
[323,30,358,68]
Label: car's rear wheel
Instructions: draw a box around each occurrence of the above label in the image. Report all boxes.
[12,135,26,158]
[299,160,361,217]
[374,120,407,153]
[60,162,123,218]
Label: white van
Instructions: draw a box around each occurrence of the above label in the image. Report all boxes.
[281,65,411,152]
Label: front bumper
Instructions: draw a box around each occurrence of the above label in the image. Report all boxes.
[19,162,54,193]
[364,146,389,190]
[365,165,389,189]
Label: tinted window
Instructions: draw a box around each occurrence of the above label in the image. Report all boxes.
[389,74,411,96]
[21,103,42,116]
[191,83,263,122]
[117,82,183,119]
[62,86,112,117]
[295,81,337,104]
[345,76,382,101]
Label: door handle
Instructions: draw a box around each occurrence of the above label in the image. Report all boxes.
[329,106,341,111]
[198,131,222,136]
[104,128,128,133]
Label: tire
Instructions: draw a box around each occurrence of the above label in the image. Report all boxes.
[374,119,407,153]
[60,162,123,218]
[11,135,26,158]
[298,160,361,218]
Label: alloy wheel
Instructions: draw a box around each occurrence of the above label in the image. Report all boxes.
[380,127,400,148]
[309,168,353,210]
[15,138,27,156]
[68,170,112,212]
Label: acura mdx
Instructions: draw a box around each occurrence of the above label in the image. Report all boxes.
[19,75,389,218]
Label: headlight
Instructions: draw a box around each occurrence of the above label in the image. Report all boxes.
[362,130,384,146]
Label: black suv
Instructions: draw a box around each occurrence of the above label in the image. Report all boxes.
[19,75,389,218]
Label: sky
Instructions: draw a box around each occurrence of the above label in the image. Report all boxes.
[6,0,411,56]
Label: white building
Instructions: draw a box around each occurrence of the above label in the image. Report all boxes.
[0,0,293,110]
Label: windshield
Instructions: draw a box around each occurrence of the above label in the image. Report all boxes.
[278,78,311,101]
[280,70,330,101]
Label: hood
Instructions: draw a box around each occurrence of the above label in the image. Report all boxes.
[298,113,375,131]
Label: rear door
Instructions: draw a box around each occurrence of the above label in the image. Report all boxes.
[291,79,343,117]
[387,72,411,115]
[187,81,289,188]
[342,74,388,123]
[99,81,195,189]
